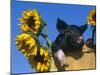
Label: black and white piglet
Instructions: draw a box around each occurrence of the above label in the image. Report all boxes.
[51,18,87,68]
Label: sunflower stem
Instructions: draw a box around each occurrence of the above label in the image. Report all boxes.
[40,33,52,53]
[40,20,52,53]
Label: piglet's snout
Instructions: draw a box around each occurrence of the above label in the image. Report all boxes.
[77,36,84,44]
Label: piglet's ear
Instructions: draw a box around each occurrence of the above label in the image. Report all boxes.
[57,18,68,34]
[80,24,88,34]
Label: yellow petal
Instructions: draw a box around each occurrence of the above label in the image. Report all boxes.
[23,15,30,19]
[33,9,39,17]
[35,21,41,26]
[31,46,37,56]
[37,62,41,71]
[40,48,44,56]
[47,62,50,67]
[29,42,35,49]
[41,64,44,71]
[21,49,25,52]
[44,66,48,71]
[20,24,30,32]
[34,16,40,21]
[26,11,34,16]
[23,10,33,18]
[19,18,26,23]
[33,31,37,34]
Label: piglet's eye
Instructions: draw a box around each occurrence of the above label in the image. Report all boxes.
[66,30,72,33]
[68,31,74,35]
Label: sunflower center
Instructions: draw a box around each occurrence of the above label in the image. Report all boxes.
[92,13,96,21]
[21,40,30,51]
[27,16,35,27]
[34,51,46,63]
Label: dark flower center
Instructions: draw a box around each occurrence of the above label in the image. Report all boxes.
[27,16,35,28]
[34,51,46,63]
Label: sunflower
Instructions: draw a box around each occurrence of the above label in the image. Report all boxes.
[28,47,50,72]
[87,9,96,26]
[16,33,38,57]
[19,9,41,34]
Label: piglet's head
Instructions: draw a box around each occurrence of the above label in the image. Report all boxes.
[56,18,87,50]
